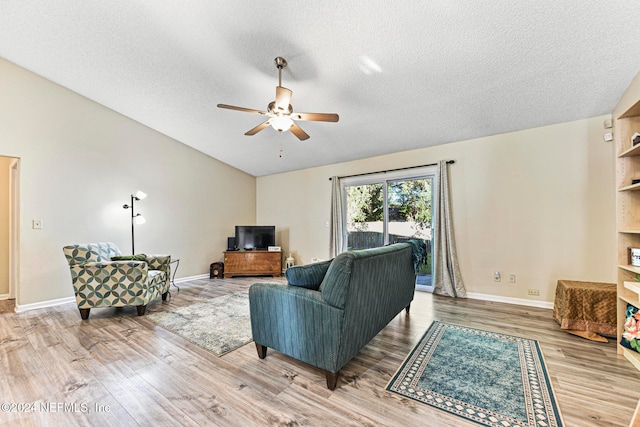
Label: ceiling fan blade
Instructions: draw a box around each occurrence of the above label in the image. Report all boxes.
[292,112,339,122]
[274,86,292,112]
[245,120,271,136]
[217,104,267,115]
[289,123,310,141]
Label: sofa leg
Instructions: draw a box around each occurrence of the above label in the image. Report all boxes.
[325,371,339,390]
[79,308,90,320]
[405,303,411,314]
[136,305,147,316]
[255,343,267,359]
[162,291,169,301]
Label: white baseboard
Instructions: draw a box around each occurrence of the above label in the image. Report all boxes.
[15,296,76,313]
[174,273,209,284]
[0,293,9,300]
[467,292,554,310]
[12,274,210,313]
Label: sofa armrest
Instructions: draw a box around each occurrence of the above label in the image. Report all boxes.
[285,259,332,290]
[249,282,345,372]
[71,261,149,286]
[145,254,171,272]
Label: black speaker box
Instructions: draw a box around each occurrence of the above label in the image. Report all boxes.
[227,237,235,251]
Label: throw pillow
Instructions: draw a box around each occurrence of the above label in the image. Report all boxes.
[621,303,640,354]
[286,259,333,290]
[111,254,147,261]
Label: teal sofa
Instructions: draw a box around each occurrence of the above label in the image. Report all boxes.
[249,241,421,390]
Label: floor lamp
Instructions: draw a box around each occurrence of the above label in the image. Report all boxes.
[123,190,147,254]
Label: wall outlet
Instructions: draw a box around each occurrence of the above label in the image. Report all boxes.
[527,289,540,296]
[493,271,501,282]
[509,274,516,283]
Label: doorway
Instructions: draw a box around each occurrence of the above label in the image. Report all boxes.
[0,156,19,302]
[343,166,436,291]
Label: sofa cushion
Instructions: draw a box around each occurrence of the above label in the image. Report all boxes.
[319,253,354,309]
[286,260,332,290]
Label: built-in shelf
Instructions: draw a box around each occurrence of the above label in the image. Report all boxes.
[616,73,640,374]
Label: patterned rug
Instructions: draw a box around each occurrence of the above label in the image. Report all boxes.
[386,321,563,427]
[146,291,252,356]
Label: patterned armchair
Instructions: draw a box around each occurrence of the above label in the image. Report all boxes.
[62,242,171,320]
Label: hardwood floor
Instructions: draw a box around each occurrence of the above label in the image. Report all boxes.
[1,277,639,426]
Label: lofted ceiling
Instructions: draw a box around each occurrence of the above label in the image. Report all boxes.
[1,1,640,176]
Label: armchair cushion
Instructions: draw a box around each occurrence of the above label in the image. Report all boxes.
[111,254,147,261]
[285,259,332,290]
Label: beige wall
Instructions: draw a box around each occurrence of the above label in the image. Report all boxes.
[257,116,616,303]
[0,156,12,296]
[0,57,256,306]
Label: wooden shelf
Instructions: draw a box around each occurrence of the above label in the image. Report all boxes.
[620,294,640,308]
[619,265,640,275]
[618,99,640,119]
[619,345,640,371]
[618,182,640,192]
[618,142,640,158]
[619,229,640,234]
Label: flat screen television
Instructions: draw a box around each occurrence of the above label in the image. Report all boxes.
[234,225,276,250]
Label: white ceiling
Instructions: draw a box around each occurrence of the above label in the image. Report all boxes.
[1,1,640,176]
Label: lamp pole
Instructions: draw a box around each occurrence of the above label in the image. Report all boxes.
[123,191,146,255]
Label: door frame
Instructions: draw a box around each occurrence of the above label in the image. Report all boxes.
[9,158,20,301]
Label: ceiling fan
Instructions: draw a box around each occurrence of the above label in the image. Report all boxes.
[217,57,339,141]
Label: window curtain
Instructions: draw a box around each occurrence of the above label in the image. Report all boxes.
[433,160,466,297]
[330,176,345,258]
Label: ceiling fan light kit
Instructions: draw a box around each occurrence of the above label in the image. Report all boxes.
[217,57,339,141]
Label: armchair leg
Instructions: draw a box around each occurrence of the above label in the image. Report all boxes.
[162,291,169,301]
[255,343,267,359]
[405,303,411,314]
[325,371,339,390]
[79,308,90,320]
[136,305,147,316]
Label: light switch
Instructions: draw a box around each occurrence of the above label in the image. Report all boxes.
[32,219,43,229]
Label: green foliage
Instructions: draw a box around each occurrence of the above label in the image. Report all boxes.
[346,178,433,233]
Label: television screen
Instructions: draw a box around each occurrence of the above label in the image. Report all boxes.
[235,226,275,250]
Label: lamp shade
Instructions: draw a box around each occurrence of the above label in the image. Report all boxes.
[135,190,147,200]
[270,116,293,132]
[134,214,146,225]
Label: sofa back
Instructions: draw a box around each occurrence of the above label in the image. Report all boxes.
[63,242,121,266]
[319,243,417,369]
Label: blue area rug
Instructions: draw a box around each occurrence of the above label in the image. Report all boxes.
[386,321,563,427]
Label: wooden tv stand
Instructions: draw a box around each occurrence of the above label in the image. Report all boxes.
[223,250,282,278]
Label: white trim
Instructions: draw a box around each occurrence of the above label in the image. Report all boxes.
[467,292,554,310]
[14,296,76,313]
[0,294,9,300]
[174,273,209,284]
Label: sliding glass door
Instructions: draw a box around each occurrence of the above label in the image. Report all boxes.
[343,167,436,289]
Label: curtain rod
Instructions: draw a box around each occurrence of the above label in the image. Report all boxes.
[328,160,455,180]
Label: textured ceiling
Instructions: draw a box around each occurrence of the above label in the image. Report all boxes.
[1,1,640,176]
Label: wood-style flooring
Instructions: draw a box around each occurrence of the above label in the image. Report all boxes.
[1,277,639,426]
